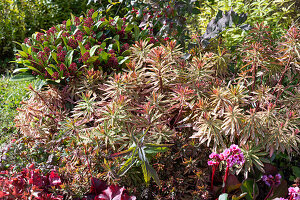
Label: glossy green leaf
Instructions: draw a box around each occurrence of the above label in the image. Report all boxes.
[87,56,99,63]
[90,45,101,56]
[241,179,259,200]
[66,50,74,66]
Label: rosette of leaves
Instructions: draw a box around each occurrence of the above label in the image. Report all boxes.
[13,9,149,85]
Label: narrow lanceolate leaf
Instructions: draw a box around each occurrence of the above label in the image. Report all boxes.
[110,147,135,158]
[141,161,151,184]
[66,50,74,67]
[118,157,137,176]
[78,41,87,55]
[144,143,173,148]
[146,162,161,187]
[51,52,58,63]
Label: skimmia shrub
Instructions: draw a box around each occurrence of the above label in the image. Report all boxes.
[13,9,151,85]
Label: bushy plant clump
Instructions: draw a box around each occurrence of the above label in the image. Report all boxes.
[14,9,152,85]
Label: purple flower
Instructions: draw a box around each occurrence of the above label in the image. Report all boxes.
[262,174,282,187]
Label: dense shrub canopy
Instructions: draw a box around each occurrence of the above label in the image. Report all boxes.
[0,0,299,200]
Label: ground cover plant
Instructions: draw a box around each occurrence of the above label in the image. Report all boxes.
[0,0,299,199]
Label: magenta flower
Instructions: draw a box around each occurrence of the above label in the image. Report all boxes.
[289,187,300,200]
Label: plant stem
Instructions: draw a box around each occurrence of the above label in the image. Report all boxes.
[264,185,274,200]
[222,166,230,193]
[211,165,216,191]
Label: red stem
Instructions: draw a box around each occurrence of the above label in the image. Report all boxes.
[264,185,274,200]
[289,194,294,200]
[222,166,230,193]
[211,166,216,191]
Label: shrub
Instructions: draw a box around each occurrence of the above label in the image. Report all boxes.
[13,9,151,85]
[0,0,97,73]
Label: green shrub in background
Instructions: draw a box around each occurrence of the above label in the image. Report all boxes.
[191,0,299,49]
[0,0,97,74]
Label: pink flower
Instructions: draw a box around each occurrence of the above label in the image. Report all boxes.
[84,17,94,28]
[289,187,300,200]
[36,32,44,41]
[84,42,91,50]
[57,51,67,62]
[81,52,90,62]
[69,62,77,72]
[52,72,59,80]
[68,38,78,49]
[88,9,95,17]
[59,63,66,71]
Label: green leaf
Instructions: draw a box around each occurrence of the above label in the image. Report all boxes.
[51,52,58,64]
[146,162,160,187]
[218,193,228,200]
[78,41,87,55]
[10,72,35,81]
[134,25,140,41]
[111,147,135,158]
[66,50,74,66]
[84,26,91,35]
[96,32,103,40]
[86,56,99,63]
[125,24,134,32]
[66,19,71,29]
[292,166,300,177]
[241,179,259,200]
[45,67,54,76]
[27,66,42,74]
[118,157,137,176]
[18,51,28,58]
[92,11,98,19]
[118,56,129,65]
[141,161,151,184]
[113,40,120,52]
[99,51,109,62]
[90,45,101,56]
[13,68,28,74]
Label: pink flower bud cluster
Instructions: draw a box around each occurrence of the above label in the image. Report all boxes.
[57,50,66,62]
[208,144,245,168]
[262,174,281,187]
[289,187,300,200]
